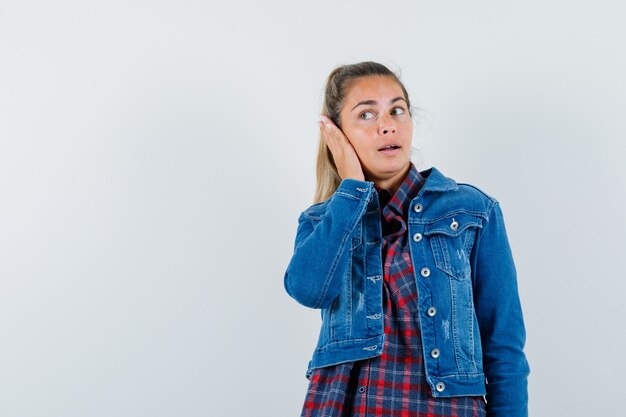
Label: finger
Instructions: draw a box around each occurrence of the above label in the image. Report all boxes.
[321,119,344,143]
[320,118,339,142]
[320,114,337,131]
[320,122,337,153]
[323,129,344,156]
[320,116,353,146]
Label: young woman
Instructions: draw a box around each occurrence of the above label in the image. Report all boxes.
[284,61,530,417]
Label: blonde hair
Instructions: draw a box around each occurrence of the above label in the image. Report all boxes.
[313,62,412,204]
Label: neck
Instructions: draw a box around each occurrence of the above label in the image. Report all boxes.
[369,163,411,195]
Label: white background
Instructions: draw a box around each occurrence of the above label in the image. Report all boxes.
[1,1,625,416]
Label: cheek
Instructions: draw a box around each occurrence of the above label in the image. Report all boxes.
[345,131,373,155]
[401,122,414,144]
[342,125,366,144]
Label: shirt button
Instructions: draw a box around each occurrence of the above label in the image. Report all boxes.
[436,382,446,392]
[358,386,365,393]
[413,203,423,212]
[450,219,459,231]
[413,233,422,242]
[420,267,430,277]
[431,348,440,358]
[427,307,437,317]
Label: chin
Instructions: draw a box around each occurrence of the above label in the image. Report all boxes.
[379,158,409,171]
[367,162,406,179]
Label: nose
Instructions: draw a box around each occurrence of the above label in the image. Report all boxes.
[379,114,397,135]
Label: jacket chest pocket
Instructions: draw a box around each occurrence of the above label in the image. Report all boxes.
[423,213,483,281]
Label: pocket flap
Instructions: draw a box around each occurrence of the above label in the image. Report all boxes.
[423,212,483,237]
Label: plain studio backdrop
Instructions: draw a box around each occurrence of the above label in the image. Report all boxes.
[1,1,624,416]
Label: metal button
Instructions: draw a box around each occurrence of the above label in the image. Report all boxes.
[431,348,440,358]
[413,233,422,242]
[436,382,445,392]
[427,307,437,317]
[358,386,365,393]
[413,203,423,212]
[420,267,430,277]
[450,219,459,231]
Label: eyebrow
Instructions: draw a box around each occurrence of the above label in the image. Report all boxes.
[351,96,406,111]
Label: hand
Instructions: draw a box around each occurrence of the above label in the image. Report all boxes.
[319,115,365,181]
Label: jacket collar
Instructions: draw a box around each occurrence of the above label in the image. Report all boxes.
[419,166,458,193]
[374,161,424,216]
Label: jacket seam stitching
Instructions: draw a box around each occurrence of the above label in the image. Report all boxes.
[312,191,371,309]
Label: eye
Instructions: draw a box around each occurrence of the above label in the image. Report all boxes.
[391,106,406,116]
[359,111,375,120]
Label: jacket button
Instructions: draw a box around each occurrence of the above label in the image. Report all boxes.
[427,307,437,317]
[431,348,440,358]
[413,203,423,212]
[413,233,422,242]
[450,219,459,231]
[436,382,445,392]
[420,267,430,277]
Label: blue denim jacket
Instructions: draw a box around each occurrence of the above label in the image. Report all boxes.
[284,166,530,417]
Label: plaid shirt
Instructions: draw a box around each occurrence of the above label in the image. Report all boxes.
[300,162,486,417]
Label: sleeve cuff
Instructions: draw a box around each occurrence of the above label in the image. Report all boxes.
[334,178,374,200]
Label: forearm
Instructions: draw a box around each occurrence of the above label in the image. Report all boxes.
[284,178,373,309]
[471,201,530,417]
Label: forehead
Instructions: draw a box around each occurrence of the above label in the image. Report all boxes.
[343,75,404,103]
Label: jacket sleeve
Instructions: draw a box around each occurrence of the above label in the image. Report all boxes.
[284,178,374,309]
[471,200,530,417]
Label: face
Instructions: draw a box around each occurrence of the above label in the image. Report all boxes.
[339,75,413,189]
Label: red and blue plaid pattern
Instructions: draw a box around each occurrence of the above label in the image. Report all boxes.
[300,163,486,417]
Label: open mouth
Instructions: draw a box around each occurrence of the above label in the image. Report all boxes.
[379,145,401,151]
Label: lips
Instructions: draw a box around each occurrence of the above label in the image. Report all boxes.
[378,143,401,151]
[379,146,402,156]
